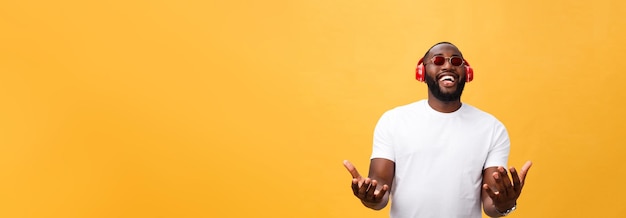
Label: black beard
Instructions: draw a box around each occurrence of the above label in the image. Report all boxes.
[425,73,466,102]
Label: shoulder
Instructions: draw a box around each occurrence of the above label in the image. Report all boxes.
[374,100,426,126]
[461,103,506,126]
[384,99,427,115]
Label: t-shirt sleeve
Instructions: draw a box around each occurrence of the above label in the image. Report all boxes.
[484,121,510,169]
[370,110,395,161]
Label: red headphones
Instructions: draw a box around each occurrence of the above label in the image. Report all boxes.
[415,58,474,82]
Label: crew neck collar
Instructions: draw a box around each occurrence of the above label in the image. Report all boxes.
[422,100,465,117]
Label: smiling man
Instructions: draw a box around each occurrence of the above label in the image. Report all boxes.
[343,42,532,217]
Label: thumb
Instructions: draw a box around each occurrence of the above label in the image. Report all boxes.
[519,160,532,182]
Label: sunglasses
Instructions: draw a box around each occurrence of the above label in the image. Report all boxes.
[430,56,465,66]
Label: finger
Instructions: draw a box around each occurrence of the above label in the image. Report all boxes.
[519,161,533,182]
[509,167,522,194]
[492,168,508,197]
[483,184,498,200]
[343,160,362,179]
[499,167,515,197]
[357,178,371,199]
[373,184,389,202]
[351,178,360,196]
[365,180,378,201]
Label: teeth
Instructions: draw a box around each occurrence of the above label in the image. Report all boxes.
[440,75,455,82]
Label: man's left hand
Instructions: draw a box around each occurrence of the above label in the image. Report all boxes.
[483,161,533,212]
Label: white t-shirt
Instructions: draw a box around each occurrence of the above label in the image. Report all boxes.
[371,100,510,218]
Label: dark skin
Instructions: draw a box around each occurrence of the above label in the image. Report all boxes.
[344,43,532,217]
[343,159,394,210]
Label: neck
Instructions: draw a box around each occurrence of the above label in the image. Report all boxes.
[427,93,462,113]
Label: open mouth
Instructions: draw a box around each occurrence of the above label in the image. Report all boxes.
[439,75,455,83]
[439,75,457,87]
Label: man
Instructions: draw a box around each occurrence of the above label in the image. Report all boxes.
[343,42,532,217]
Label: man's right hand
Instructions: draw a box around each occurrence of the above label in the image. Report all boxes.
[343,160,389,204]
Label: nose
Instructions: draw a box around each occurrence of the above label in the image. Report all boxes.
[440,58,453,70]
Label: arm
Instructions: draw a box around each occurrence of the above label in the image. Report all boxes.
[343,158,395,210]
[481,161,532,217]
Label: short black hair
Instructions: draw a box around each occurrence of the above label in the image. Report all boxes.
[422,41,460,61]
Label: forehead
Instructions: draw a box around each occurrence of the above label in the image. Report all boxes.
[428,44,462,57]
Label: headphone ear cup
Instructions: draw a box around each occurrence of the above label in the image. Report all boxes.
[416,64,425,82]
[416,58,425,82]
[465,65,473,82]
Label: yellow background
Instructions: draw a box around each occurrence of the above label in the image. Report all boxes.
[1,0,625,217]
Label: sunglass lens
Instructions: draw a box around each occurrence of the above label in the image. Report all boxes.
[450,57,463,66]
[432,56,445,65]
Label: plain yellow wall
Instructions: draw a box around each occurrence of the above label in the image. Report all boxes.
[1,0,625,217]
